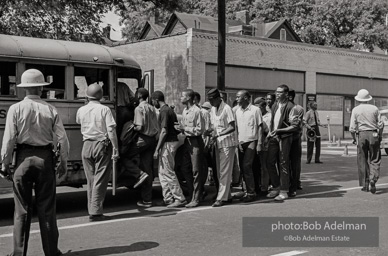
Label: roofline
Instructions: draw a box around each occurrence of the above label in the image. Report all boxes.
[265,19,302,42]
[189,28,388,58]
[138,21,151,40]
[0,34,141,69]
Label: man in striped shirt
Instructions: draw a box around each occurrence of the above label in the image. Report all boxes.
[207,89,238,207]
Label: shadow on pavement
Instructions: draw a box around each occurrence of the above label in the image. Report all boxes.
[63,241,159,256]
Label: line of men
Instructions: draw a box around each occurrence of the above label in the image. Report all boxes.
[1,69,382,256]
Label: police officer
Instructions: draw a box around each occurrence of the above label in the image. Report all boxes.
[76,83,119,221]
[1,69,69,256]
[350,89,383,194]
[304,101,324,164]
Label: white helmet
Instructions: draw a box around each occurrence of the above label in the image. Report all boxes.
[17,69,51,87]
[355,89,372,102]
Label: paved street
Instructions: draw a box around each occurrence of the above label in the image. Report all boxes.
[1,150,387,256]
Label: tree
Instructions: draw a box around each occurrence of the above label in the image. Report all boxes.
[251,0,388,51]
[0,0,119,43]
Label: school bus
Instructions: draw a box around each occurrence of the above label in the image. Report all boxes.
[0,34,143,187]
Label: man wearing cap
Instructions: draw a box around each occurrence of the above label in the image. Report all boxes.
[202,101,219,192]
[350,89,383,194]
[176,89,205,208]
[76,83,119,221]
[304,101,324,164]
[235,90,263,202]
[131,88,159,207]
[1,69,69,256]
[207,89,237,207]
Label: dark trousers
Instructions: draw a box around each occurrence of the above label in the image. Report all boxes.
[202,143,219,192]
[174,145,192,197]
[128,134,156,202]
[180,136,205,203]
[238,140,257,195]
[12,147,58,256]
[357,131,381,186]
[307,125,321,163]
[289,134,302,193]
[252,152,261,193]
[82,140,112,216]
[267,136,293,192]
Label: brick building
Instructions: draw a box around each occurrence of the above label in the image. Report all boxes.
[115,12,388,139]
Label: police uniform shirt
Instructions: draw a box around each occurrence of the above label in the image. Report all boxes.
[134,101,159,137]
[235,103,263,143]
[304,109,320,126]
[349,104,382,132]
[1,95,69,166]
[76,100,116,141]
[210,101,238,149]
[181,105,204,137]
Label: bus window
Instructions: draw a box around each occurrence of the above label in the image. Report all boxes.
[74,67,109,101]
[25,64,65,99]
[0,62,17,97]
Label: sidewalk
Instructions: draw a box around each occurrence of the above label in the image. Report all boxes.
[302,139,356,149]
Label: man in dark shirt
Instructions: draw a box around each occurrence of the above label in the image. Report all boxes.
[152,91,187,207]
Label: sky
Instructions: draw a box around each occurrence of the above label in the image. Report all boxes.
[101,10,124,41]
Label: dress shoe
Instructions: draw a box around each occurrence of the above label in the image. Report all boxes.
[185,201,199,208]
[212,200,223,207]
[167,199,187,208]
[370,180,376,194]
[297,184,303,190]
[266,190,280,198]
[305,161,311,164]
[242,194,256,203]
[315,161,323,164]
[89,214,110,222]
[137,200,152,208]
[274,193,288,201]
[133,172,149,188]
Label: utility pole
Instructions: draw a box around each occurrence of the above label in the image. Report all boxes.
[217,0,226,91]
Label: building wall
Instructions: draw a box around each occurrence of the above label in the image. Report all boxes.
[115,34,189,113]
[189,28,388,139]
[114,28,388,139]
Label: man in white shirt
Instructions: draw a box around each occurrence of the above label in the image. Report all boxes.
[77,83,119,221]
[235,90,263,202]
[350,89,384,194]
[1,69,69,256]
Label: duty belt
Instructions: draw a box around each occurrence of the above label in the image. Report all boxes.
[17,144,52,150]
